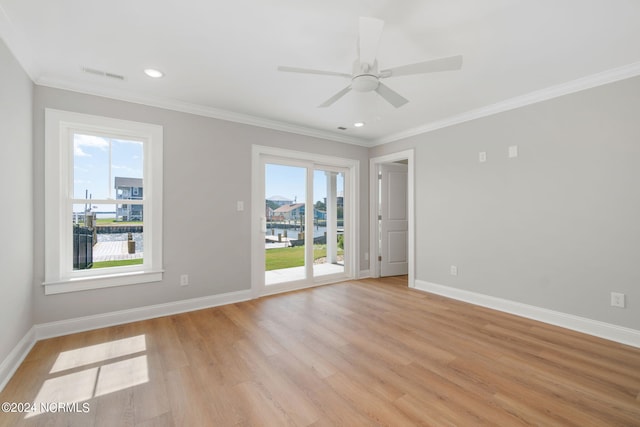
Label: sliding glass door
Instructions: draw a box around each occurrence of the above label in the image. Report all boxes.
[262,158,349,288]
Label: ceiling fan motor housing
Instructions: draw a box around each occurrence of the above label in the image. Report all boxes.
[352,59,379,92]
[352,74,379,92]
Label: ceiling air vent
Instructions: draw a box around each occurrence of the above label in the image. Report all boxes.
[82,67,125,80]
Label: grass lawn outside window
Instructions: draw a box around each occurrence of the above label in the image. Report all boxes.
[266,245,344,271]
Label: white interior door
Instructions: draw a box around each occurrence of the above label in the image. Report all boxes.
[380,163,408,277]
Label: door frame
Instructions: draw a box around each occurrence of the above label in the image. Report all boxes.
[251,145,360,298]
[369,149,415,287]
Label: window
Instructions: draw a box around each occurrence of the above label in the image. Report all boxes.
[44,109,163,294]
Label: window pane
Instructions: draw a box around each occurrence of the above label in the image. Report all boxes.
[112,138,144,201]
[313,170,345,277]
[74,134,110,199]
[72,203,144,271]
[265,163,306,285]
[73,134,144,200]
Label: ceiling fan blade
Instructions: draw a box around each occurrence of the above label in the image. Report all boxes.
[277,66,351,78]
[381,55,463,78]
[318,86,352,108]
[358,17,384,67]
[375,82,409,108]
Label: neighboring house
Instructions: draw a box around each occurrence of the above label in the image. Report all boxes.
[273,203,305,221]
[115,176,143,221]
[267,195,294,207]
[314,209,326,220]
[265,205,274,219]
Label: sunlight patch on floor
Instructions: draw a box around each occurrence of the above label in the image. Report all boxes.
[26,335,149,419]
[95,355,149,396]
[50,334,147,373]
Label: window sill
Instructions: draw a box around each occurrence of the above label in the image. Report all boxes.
[43,270,164,295]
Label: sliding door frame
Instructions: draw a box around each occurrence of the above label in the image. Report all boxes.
[251,145,359,298]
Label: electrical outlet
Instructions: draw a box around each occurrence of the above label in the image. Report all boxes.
[611,292,625,308]
[508,145,518,158]
[180,274,189,286]
[479,152,487,163]
[450,265,458,276]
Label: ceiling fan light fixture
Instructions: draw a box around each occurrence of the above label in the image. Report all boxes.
[144,68,164,78]
[351,74,379,92]
[354,122,365,128]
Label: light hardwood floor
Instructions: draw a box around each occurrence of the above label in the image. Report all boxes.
[1,276,640,426]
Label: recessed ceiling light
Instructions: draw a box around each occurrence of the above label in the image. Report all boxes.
[354,122,365,128]
[144,68,164,78]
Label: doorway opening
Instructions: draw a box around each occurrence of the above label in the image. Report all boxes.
[369,150,415,287]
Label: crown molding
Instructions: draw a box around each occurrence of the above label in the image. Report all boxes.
[35,76,371,147]
[373,61,640,146]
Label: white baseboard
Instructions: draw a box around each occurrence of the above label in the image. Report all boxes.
[0,327,36,393]
[35,289,252,340]
[414,280,640,349]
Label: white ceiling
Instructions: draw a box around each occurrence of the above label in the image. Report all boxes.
[1,0,640,146]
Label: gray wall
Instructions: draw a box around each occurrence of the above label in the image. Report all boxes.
[0,40,34,360]
[33,86,370,323]
[371,76,640,330]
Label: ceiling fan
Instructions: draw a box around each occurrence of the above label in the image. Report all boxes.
[278,17,463,108]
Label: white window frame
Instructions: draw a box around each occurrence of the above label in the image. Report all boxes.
[44,109,163,295]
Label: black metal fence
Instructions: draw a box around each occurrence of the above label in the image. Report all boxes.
[73,226,93,269]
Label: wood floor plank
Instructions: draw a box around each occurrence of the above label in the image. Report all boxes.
[149,316,190,372]
[2,276,639,426]
[325,372,415,426]
[135,412,175,427]
[164,366,220,427]
[258,319,337,379]
[219,303,286,357]
[393,393,462,427]
[233,338,322,426]
[231,380,296,427]
[267,352,376,426]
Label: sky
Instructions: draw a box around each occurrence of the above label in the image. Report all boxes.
[265,163,344,204]
[73,133,143,212]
